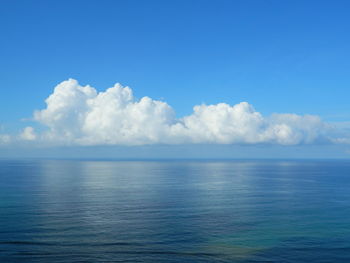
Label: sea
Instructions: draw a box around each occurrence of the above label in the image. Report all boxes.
[0,159,350,262]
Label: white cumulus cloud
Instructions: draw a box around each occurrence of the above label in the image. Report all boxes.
[31,79,346,146]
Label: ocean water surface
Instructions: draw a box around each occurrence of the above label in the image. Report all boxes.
[1,159,350,262]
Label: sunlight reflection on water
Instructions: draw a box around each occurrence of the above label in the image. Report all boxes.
[1,160,350,262]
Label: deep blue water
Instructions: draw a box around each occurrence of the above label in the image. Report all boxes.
[1,159,350,262]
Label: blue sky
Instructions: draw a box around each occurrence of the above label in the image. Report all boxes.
[1,0,350,158]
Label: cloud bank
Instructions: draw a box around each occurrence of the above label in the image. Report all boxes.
[27,78,346,146]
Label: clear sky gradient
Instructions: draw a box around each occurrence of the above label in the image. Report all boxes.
[1,0,350,158]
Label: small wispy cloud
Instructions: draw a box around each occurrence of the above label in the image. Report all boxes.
[0,134,11,145]
[19,126,37,141]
